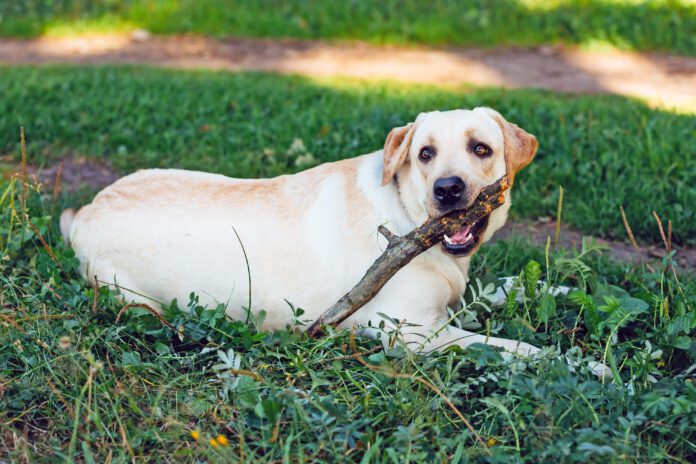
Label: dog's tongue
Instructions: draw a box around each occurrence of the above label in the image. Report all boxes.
[449,224,473,245]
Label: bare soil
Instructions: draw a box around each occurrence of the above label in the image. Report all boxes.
[25,155,119,193]
[0,34,695,111]
[494,218,696,271]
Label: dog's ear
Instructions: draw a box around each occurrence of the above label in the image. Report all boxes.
[381,122,418,186]
[480,108,538,186]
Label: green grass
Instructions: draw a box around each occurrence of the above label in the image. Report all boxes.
[1,63,695,462]
[1,172,695,462]
[2,66,695,245]
[1,0,695,55]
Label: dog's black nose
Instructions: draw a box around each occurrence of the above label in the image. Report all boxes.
[434,176,465,207]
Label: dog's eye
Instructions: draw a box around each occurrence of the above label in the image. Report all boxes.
[473,143,491,157]
[419,147,435,162]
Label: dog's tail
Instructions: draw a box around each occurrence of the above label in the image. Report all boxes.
[59,208,76,246]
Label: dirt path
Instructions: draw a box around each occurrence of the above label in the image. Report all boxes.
[1,34,695,112]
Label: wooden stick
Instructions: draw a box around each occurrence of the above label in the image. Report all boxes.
[307,175,510,337]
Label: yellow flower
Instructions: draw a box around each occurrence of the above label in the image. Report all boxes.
[58,336,72,350]
[216,434,229,447]
[209,437,218,448]
[190,430,200,440]
[487,438,497,447]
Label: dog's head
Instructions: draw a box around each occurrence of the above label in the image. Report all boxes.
[381,107,537,257]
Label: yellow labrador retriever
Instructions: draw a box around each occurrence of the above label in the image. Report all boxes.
[61,107,540,355]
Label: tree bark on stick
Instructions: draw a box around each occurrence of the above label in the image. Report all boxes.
[306,175,510,338]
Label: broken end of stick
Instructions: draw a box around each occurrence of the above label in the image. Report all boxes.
[501,175,510,190]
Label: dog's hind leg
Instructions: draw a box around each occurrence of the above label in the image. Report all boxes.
[60,208,76,246]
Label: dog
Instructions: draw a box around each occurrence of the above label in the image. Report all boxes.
[61,107,541,356]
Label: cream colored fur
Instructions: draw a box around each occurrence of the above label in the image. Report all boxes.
[63,108,543,356]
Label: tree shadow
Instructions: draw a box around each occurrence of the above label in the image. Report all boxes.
[1,66,694,246]
[2,32,695,111]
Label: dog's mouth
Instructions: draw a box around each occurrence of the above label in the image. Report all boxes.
[442,214,490,256]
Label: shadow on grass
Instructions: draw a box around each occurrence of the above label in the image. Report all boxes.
[1,66,694,247]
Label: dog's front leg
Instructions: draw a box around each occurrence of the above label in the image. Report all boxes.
[412,321,540,356]
[357,310,612,378]
[348,270,541,357]
[357,314,540,356]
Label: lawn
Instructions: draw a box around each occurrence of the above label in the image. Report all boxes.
[1,1,695,55]
[1,170,695,461]
[1,66,695,246]
[0,63,695,461]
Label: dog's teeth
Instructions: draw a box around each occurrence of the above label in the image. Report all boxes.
[444,234,452,244]
[466,233,474,241]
